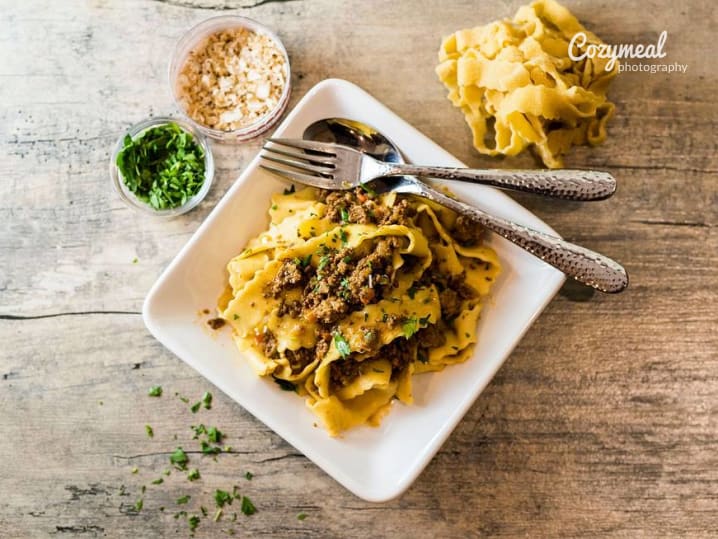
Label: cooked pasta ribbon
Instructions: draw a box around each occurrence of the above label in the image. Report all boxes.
[436,0,618,168]
[220,187,500,436]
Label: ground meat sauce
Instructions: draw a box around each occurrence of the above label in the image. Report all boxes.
[285,347,315,373]
[329,336,418,390]
[321,188,416,227]
[260,190,476,388]
[452,214,484,246]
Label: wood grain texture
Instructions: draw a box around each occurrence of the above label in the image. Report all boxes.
[1,0,716,537]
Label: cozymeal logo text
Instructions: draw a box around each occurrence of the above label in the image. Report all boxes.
[569,30,687,74]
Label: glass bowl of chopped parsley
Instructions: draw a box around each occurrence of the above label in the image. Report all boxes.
[110,117,214,217]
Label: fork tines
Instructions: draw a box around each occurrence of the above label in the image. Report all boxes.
[260,138,338,188]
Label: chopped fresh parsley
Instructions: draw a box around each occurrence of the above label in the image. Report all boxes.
[188,514,200,532]
[201,440,221,455]
[115,123,206,211]
[170,447,189,470]
[148,385,162,397]
[134,498,143,512]
[297,512,308,521]
[187,468,200,481]
[240,496,256,516]
[339,228,348,245]
[145,425,154,438]
[207,426,222,444]
[317,254,331,273]
[214,489,233,508]
[202,392,213,410]
[190,401,201,413]
[131,467,138,474]
[244,471,253,481]
[402,317,419,338]
[176,495,191,505]
[272,375,297,392]
[151,478,164,485]
[340,207,349,223]
[333,332,351,358]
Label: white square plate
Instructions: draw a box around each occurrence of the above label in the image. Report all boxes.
[143,79,565,502]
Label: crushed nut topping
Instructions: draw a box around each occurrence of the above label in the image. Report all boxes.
[176,27,287,131]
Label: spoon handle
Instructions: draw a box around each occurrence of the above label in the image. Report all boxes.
[413,183,628,293]
[385,163,616,201]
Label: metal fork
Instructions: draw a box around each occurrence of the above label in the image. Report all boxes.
[259,138,628,293]
[261,138,616,201]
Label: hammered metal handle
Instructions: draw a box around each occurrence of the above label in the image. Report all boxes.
[415,184,628,293]
[387,163,616,201]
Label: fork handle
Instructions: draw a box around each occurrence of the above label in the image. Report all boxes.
[382,163,616,201]
[414,183,628,293]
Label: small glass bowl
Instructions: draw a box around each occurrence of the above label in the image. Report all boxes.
[169,15,292,143]
[110,116,214,217]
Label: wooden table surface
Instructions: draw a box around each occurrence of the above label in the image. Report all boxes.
[1,0,716,537]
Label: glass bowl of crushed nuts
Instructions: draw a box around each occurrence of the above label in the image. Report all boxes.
[110,116,214,217]
[169,15,292,143]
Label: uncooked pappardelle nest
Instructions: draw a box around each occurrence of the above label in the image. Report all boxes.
[218,186,500,436]
[436,0,618,168]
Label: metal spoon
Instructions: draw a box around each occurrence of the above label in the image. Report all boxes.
[302,117,628,293]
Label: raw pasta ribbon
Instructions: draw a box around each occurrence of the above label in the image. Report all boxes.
[436,0,618,168]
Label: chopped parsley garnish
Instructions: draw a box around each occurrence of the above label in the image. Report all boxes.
[200,440,221,455]
[244,471,253,481]
[192,424,207,438]
[339,228,348,244]
[233,313,239,320]
[176,495,191,505]
[151,478,164,485]
[402,317,419,338]
[145,425,154,438]
[148,385,163,397]
[340,207,350,223]
[131,467,138,474]
[333,332,351,358]
[272,375,297,392]
[115,122,205,211]
[202,392,213,409]
[317,254,331,273]
[187,468,200,481]
[207,426,222,444]
[134,498,143,512]
[190,401,201,413]
[170,447,189,470]
[188,515,200,532]
[240,496,256,516]
[297,512,308,521]
[214,489,233,508]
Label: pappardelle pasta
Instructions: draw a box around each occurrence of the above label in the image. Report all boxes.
[436,0,618,168]
[219,186,500,436]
